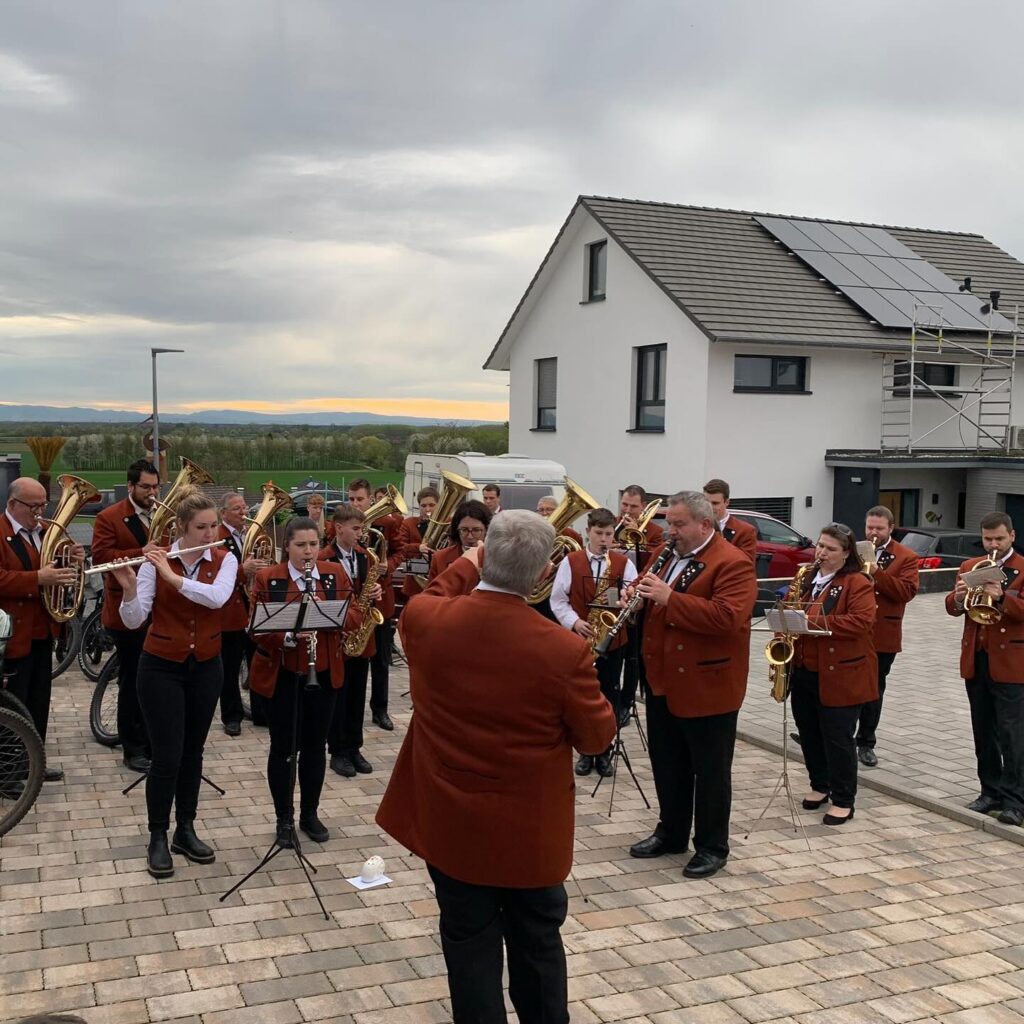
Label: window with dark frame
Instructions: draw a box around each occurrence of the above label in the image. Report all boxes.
[634,344,666,431]
[587,240,607,301]
[733,355,808,393]
[892,361,957,398]
[535,357,557,430]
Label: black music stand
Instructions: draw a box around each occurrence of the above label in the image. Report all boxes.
[220,590,350,920]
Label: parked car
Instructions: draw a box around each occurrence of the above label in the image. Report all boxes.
[728,509,818,578]
[250,488,349,519]
[892,527,987,568]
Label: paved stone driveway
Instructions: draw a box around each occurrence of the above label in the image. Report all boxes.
[4,639,1024,1022]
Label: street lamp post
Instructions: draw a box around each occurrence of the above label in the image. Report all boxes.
[151,347,184,481]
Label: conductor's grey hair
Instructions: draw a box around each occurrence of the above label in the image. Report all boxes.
[666,490,715,523]
[481,509,555,596]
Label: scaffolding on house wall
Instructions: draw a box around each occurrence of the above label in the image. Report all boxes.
[880,303,1020,454]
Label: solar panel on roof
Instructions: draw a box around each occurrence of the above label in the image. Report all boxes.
[754,215,1014,332]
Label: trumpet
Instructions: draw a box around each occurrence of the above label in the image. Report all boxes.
[85,540,227,576]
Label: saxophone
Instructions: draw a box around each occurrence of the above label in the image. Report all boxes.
[765,560,818,702]
[587,552,619,658]
[342,529,386,658]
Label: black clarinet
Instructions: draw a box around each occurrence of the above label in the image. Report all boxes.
[594,544,675,657]
[302,560,320,691]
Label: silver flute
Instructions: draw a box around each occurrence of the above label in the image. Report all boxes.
[84,540,227,576]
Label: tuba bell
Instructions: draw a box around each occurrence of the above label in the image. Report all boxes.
[615,498,662,550]
[414,470,475,587]
[40,474,101,622]
[148,457,215,544]
[527,477,600,605]
[360,483,408,536]
[964,557,1004,625]
[241,481,292,567]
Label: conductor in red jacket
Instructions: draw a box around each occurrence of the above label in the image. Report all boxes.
[376,510,616,1024]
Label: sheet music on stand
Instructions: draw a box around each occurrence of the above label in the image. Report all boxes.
[763,608,831,636]
[250,599,350,634]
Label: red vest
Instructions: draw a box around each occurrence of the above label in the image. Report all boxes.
[143,549,228,663]
[565,549,629,652]
[216,524,250,632]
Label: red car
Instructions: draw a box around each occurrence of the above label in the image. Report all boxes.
[728,509,817,578]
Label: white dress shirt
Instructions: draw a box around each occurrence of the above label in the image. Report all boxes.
[550,548,638,631]
[663,531,715,587]
[120,541,238,630]
[477,579,524,598]
[5,509,41,551]
[809,570,837,600]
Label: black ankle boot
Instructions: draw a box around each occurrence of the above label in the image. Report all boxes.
[147,830,174,878]
[276,817,295,849]
[299,812,330,843]
[170,821,216,864]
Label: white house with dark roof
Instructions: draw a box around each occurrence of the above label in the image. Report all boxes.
[483,195,1024,536]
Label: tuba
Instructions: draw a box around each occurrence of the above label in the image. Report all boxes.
[615,498,662,550]
[527,478,600,605]
[414,470,475,587]
[765,560,818,702]
[964,557,1004,625]
[40,474,101,622]
[242,481,292,567]
[148,457,215,543]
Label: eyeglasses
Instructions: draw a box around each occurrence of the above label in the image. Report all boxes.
[12,499,47,513]
[458,526,486,537]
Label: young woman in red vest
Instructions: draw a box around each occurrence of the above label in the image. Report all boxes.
[248,517,360,849]
[113,491,238,878]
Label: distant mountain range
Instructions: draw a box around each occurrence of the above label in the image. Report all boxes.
[0,404,499,427]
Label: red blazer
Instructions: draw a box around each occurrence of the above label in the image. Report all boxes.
[318,540,379,659]
[871,540,919,653]
[0,524,58,659]
[722,515,758,563]
[375,557,616,889]
[642,534,757,718]
[427,543,463,582]
[216,524,250,632]
[399,515,429,599]
[373,514,405,620]
[247,561,359,697]
[92,498,153,632]
[945,552,1024,683]
[795,570,877,706]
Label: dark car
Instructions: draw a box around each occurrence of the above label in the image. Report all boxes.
[251,488,349,518]
[728,509,818,578]
[892,527,987,568]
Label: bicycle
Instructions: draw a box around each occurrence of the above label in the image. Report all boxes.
[52,615,82,680]
[78,592,115,681]
[89,652,120,748]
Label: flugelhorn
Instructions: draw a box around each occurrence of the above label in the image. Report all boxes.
[40,474,101,622]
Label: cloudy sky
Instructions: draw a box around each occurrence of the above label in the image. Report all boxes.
[2,0,1022,420]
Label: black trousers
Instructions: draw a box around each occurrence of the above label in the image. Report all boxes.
[267,669,337,820]
[136,651,222,832]
[219,629,247,726]
[114,629,150,760]
[369,622,390,715]
[646,695,737,858]
[790,667,861,809]
[856,651,897,749]
[4,637,54,742]
[328,656,369,755]
[966,652,1024,811]
[593,647,624,756]
[427,864,569,1024]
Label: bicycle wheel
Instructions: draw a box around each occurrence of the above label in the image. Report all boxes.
[89,654,121,747]
[52,616,82,679]
[0,705,45,838]
[78,608,115,682]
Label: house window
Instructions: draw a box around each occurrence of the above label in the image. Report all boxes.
[734,355,808,393]
[634,344,666,431]
[732,497,794,524]
[892,361,957,397]
[586,240,607,301]
[534,357,557,430]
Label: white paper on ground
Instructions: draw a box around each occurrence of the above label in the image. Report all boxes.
[347,874,392,890]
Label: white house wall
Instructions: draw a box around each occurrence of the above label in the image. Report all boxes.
[507,210,710,510]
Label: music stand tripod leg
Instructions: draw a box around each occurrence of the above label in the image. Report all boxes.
[122,769,225,798]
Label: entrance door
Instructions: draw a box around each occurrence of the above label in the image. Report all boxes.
[878,489,920,528]
[878,490,901,523]
[1003,494,1024,531]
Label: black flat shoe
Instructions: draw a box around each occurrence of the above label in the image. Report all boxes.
[372,711,395,731]
[789,731,802,746]
[629,834,687,859]
[223,721,242,737]
[823,807,855,826]
[43,767,64,782]
[967,794,1002,815]
[683,851,728,879]
[299,814,330,843]
[123,754,151,773]
[147,831,174,879]
[575,755,594,777]
[351,752,373,775]
[275,820,294,849]
[170,822,215,864]
[998,807,1024,827]
[330,755,356,778]
[595,754,614,778]
[858,748,878,768]
[802,794,829,810]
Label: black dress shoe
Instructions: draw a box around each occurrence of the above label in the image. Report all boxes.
[123,754,151,773]
[629,834,687,859]
[147,831,174,878]
[43,767,64,782]
[372,711,395,731]
[998,807,1024,827]
[575,754,594,777]
[823,807,856,826]
[967,794,1002,815]
[683,851,728,879]
[275,820,294,848]
[330,755,356,778]
[858,747,878,768]
[170,822,216,864]
[351,751,373,774]
[617,706,632,729]
[802,794,829,810]
[223,721,242,737]
[595,754,614,778]
[299,814,330,843]
[789,731,802,746]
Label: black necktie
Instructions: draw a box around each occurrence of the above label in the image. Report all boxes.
[20,528,39,552]
[591,557,603,579]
